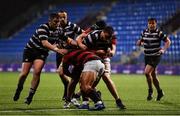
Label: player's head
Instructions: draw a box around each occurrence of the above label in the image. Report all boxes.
[49,13,60,29]
[58,11,68,27]
[90,20,107,30]
[96,20,106,29]
[100,26,114,41]
[148,18,157,31]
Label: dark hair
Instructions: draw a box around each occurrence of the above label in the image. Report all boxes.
[58,10,67,13]
[96,20,107,29]
[90,20,107,30]
[103,26,114,38]
[49,13,59,20]
[148,18,157,23]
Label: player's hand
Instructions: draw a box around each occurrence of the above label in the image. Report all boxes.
[56,49,68,55]
[136,40,144,46]
[78,44,87,50]
[159,48,165,55]
[106,48,113,57]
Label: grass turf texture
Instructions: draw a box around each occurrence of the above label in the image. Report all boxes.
[0,72,180,115]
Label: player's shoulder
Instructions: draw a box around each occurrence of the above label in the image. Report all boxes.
[156,28,163,34]
[91,30,101,34]
[144,28,148,33]
[40,23,48,28]
[141,28,148,35]
[39,23,49,31]
[68,21,76,27]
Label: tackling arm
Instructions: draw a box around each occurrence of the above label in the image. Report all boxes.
[76,33,88,50]
[41,40,68,55]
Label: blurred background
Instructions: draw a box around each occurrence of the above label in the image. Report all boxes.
[0,0,179,75]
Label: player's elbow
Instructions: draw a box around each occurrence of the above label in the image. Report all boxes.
[167,38,171,45]
[136,40,141,46]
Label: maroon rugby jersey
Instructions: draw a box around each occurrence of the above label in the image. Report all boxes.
[62,49,102,77]
[63,49,101,66]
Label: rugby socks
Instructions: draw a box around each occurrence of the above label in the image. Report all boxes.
[148,89,153,95]
[27,88,36,100]
[116,98,126,109]
[16,77,25,93]
[147,89,153,101]
[13,81,24,101]
[73,92,81,100]
[62,79,69,99]
[87,89,101,103]
[17,80,24,91]
[116,98,122,105]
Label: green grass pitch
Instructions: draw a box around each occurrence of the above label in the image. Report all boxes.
[0,72,180,115]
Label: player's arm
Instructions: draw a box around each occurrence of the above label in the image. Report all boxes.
[136,38,144,46]
[108,36,117,57]
[76,33,88,50]
[137,31,144,46]
[73,23,85,34]
[67,37,78,47]
[159,37,171,54]
[38,26,68,55]
[108,44,116,57]
[41,40,68,55]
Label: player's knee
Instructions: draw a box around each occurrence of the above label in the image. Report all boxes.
[144,71,151,75]
[33,70,41,77]
[20,72,29,78]
[58,68,64,76]
[102,74,111,83]
[19,71,29,78]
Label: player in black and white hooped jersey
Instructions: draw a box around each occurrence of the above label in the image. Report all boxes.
[137,18,171,101]
[13,13,77,105]
[56,11,84,100]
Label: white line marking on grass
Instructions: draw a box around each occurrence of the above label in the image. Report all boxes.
[0,108,119,113]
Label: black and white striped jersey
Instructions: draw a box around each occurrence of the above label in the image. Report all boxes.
[140,28,167,56]
[83,30,112,51]
[63,21,83,38]
[25,23,67,52]
[58,21,83,48]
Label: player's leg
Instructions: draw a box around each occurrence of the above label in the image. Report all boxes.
[80,60,105,110]
[13,49,33,101]
[64,77,80,108]
[102,58,126,109]
[151,69,164,101]
[78,75,102,109]
[80,71,105,110]
[144,64,154,100]
[24,59,45,105]
[56,53,70,100]
[151,56,164,101]
[13,62,32,101]
[57,64,70,100]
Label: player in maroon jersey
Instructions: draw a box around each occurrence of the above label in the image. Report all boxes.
[59,49,106,110]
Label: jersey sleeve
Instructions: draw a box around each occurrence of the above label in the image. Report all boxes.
[72,23,83,35]
[159,31,168,41]
[139,30,145,42]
